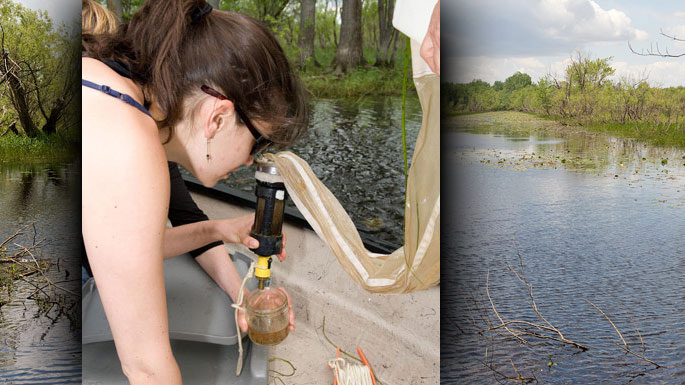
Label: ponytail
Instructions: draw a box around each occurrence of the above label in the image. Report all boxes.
[84,0,309,145]
[125,0,207,126]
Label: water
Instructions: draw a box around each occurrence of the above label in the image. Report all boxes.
[217,97,422,247]
[441,113,685,384]
[0,162,81,384]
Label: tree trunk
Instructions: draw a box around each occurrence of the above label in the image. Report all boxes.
[298,0,319,69]
[333,0,363,74]
[41,97,66,135]
[256,0,291,26]
[7,72,38,137]
[332,0,339,47]
[207,0,220,10]
[106,0,123,20]
[375,0,396,67]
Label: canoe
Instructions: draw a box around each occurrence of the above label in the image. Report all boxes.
[82,182,439,384]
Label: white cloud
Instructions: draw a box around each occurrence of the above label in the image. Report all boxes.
[534,0,648,43]
[612,60,685,87]
[453,56,551,84]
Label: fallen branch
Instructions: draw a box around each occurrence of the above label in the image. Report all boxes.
[485,266,589,351]
[585,298,661,368]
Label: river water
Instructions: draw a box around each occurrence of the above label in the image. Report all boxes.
[441,113,684,384]
[0,162,81,384]
[218,97,422,247]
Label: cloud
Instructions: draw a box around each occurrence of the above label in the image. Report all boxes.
[612,60,685,87]
[534,0,648,43]
[449,56,553,84]
[446,0,647,57]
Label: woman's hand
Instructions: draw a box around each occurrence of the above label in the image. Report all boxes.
[215,214,287,262]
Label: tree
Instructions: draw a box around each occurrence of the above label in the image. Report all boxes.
[0,1,78,137]
[374,0,397,67]
[333,0,364,73]
[535,77,554,115]
[255,0,291,26]
[566,53,614,91]
[504,72,532,92]
[298,0,318,69]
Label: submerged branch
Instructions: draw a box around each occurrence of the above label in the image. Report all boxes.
[585,298,662,368]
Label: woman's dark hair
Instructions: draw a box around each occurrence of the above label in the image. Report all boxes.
[83,0,308,145]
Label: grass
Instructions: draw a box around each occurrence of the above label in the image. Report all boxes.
[444,107,685,149]
[585,121,685,149]
[293,46,416,99]
[0,133,79,163]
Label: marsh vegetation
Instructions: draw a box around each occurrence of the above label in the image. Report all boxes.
[442,53,685,148]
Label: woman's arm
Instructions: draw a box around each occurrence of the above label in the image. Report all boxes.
[82,59,181,385]
[163,216,287,262]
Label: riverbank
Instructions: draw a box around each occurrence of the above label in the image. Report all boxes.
[300,66,415,99]
[445,110,685,150]
[0,133,78,162]
[294,45,415,99]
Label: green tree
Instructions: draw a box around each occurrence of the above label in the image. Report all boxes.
[0,0,79,137]
[535,77,554,115]
[504,71,532,92]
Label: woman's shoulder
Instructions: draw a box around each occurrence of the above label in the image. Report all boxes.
[82,57,143,102]
[82,57,166,187]
[82,57,157,138]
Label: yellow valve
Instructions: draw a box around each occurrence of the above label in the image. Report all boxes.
[255,255,272,279]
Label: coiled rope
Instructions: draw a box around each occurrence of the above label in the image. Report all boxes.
[328,357,374,385]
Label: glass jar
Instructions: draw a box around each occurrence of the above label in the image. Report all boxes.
[245,287,290,346]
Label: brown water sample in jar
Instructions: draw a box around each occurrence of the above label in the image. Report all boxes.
[246,286,290,346]
[248,325,289,346]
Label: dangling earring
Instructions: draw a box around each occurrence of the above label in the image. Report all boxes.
[206,138,211,162]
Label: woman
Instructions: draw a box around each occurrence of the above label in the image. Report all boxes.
[82,1,307,383]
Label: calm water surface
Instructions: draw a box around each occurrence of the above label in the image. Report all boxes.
[0,162,81,384]
[217,97,422,247]
[441,113,685,384]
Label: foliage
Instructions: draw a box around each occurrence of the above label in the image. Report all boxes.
[442,54,685,148]
[112,0,408,97]
[504,71,532,92]
[0,0,80,138]
[0,132,77,162]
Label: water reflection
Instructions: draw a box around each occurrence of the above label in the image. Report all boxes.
[0,162,81,384]
[441,113,685,384]
[217,97,422,246]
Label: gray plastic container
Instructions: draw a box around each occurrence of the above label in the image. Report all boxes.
[82,252,266,384]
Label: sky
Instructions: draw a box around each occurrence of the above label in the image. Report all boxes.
[16,0,81,30]
[444,0,685,87]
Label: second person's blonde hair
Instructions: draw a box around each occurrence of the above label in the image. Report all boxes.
[82,0,118,35]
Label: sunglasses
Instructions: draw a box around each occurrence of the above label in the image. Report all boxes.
[200,85,273,156]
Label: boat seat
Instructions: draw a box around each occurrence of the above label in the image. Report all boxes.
[82,251,266,384]
[83,251,257,345]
